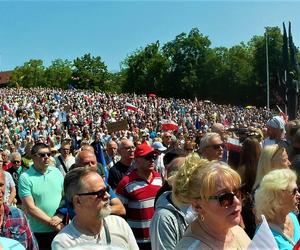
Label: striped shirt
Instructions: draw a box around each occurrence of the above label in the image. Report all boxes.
[116,170,162,243]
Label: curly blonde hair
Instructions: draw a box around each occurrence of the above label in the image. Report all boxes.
[173,159,241,204]
[255,168,297,221]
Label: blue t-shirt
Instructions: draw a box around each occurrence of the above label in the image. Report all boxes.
[0,237,25,250]
[271,212,300,250]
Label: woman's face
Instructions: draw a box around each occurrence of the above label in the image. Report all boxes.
[282,182,300,212]
[194,177,242,230]
[272,149,291,169]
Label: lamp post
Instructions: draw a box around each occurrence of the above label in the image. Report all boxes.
[265,28,270,110]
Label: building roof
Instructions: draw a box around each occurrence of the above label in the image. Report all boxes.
[0,71,12,85]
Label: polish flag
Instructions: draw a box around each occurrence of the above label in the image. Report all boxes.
[2,103,13,114]
[125,102,138,111]
[161,119,179,131]
[276,105,288,123]
[226,138,242,153]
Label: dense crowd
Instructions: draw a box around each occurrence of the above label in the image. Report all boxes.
[0,87,300,250]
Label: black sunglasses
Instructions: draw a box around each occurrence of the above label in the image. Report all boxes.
[291,187,299,196]
[143,154,158,161]
[36,153,51,158]
[209,189,241,208]
[77,186,110,199]
[208,143,225,150]
[12,160,21,164]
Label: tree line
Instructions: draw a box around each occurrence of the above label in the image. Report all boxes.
[9,26,299,107]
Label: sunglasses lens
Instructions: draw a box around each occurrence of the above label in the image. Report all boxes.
[218,193,234,207]
[97,187,109,199]
[293,188,299,195]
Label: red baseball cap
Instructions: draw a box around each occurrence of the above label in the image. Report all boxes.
[134,142,156,158]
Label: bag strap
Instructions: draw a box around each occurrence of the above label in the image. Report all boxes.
[103,219,111,244]
[58,155,68,174]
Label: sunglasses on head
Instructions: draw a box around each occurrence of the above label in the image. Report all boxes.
[36,152,51,158]
[143,154,158,161]
[208,143,225,150]
[77,186,110,199]
[209,189,241,208]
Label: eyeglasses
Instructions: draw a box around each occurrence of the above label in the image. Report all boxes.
[292,188,299,196]
[209,189,241,208]
[123,146,135,151]
[77,186,110,199]
[61,148,70,151]
[143,154,158,161]
[36,153,51,158]
[287,187,299,196]
[207,143,225,150]
[12,160,21,164]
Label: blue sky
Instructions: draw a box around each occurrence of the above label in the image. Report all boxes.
[1,1,300,72]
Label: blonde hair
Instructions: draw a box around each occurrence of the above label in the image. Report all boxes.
[253,145,286,190]
[173,160,241,204]
[255,168,297,221]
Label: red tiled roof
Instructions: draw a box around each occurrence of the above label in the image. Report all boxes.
[0,71,12,85]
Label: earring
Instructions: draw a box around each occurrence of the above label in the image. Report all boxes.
[200,214,205,221]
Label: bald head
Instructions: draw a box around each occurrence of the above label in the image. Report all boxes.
[75,150,97,168]
[211,123,225,135]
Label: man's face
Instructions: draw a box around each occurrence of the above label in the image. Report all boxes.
[77,173,111,219]
[136,153,158,173]
[266,126,280,140]
[107,142,118,157]
[202,136,224,161]
[61,145,71,158]
[32,147,51,168]
[78,152,98,169]
[11,156,22,170]
[162,133,172,145]
[119,141,135,161]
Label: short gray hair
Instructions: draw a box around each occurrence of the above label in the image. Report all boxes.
[64,167,98,207]
[10,152,21,161]
[199,133,221,153]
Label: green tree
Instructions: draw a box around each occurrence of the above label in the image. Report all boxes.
[249,26,283,106]
[72,53,109,91]
[10,59,45,88]
[122,41,169,95]
[44,59,72,89]
[162,28,211,98]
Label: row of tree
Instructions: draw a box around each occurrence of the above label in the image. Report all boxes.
[9,26,300,106]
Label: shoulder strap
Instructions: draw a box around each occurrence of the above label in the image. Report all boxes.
[58,155,68,174]
[103,219,111,244]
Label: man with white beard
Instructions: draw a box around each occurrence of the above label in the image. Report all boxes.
[51,167,138,250]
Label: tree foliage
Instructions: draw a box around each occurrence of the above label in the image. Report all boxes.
[9,26,300,107]
[72,53,110,91]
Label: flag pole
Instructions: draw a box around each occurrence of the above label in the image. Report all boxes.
[265,28,270,110]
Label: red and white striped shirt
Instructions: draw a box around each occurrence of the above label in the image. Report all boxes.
[116,170,162,243]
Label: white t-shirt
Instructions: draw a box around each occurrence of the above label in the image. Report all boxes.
[51,215,139,250]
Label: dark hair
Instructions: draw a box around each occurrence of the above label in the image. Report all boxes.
[31,143,50,156]
[238,138,261,192]
[163,148,186,166]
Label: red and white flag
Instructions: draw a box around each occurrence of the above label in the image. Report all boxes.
[226,138,242,153]
[2,103,13,114]
[276,105,288,123]
[161,119,179,131]
[125,102,138,111]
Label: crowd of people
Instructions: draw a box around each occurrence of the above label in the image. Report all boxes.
[0,87,300,249]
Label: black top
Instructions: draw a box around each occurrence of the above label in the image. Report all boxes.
[108,161,131,190]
